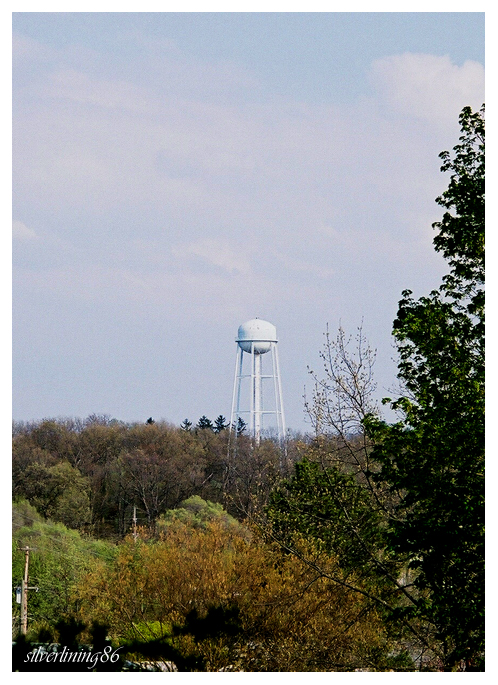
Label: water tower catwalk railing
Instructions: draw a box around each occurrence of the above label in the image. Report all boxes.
[230,319,286,447]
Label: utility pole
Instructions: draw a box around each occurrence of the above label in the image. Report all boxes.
[133,505,137,541]
[20,546,29,636]
[17,546,38,637]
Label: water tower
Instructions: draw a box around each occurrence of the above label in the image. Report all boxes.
[230,318,286,445]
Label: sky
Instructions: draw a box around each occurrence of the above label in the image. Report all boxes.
[12,10,485,433]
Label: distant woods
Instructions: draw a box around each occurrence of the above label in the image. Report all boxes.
[12,414,299,538]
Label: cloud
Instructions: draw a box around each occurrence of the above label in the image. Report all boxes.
[16,38,485,249]
[43,68,158,115]
[12,38,484,322]
[271,250,335,281]
[369,53,484,123]
[13,220,37,241]
[13,31,55,63]
[172,238,252,275]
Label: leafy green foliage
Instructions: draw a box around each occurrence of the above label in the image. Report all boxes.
[22,461,92,528]
[433,105,484,311]
[157,496,248,538]
[264,456,421,667]
[263,105,485,671]
[364,105,485,670]
[12,500,116,637]
[267,459,386,578]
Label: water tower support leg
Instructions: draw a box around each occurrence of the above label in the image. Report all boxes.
[230,346,243,433]
[274,343,286,460]
[254,352,261,445]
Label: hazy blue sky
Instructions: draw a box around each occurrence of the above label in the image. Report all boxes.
[12,12,485,432]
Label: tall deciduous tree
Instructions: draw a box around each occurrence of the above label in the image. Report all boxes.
[365,105,485,670]
[265,105,484,671]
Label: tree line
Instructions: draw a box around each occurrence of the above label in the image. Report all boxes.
[13,413,297,538]
[13,105,484,671]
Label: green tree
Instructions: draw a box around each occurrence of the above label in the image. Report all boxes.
[365,105,485,670]
[235,417,247,435]
[264,105,484,671]
[157,496,246,536]
[196,416,214,431]
[267,458,395,586]
[213,415,229,433]
[18,461,92,529]
[12,500,116,637]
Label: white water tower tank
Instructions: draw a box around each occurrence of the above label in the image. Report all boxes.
[236,318,277,355]
[230,317,285,450]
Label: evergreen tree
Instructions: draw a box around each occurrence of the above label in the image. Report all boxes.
[236,417,247,435]
[213,415,229,433]
[197,416,214,431]
[180,419,192,432]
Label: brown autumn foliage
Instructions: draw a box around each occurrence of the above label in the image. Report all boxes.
[73,519,393,671]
